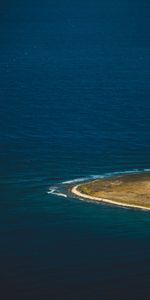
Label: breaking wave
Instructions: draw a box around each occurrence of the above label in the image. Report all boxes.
[47,168,150,198]
[47,187,67,197]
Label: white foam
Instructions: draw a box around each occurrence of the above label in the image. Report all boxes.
[62,177,91,184]
[62,169,150,184]
[47,189,55,194]
[48,169,150,198]
[47,187,57,193]
[96,169,142,178]
[47,187,67,198]
[61,170,144,186]
[52,192,67,198]
[90,175,106,179]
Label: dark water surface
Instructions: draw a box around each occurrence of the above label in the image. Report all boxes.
[0,0,150,299]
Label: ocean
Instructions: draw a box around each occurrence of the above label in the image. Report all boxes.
[0,0,150,299]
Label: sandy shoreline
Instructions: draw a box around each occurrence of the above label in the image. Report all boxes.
[71,184,150,211]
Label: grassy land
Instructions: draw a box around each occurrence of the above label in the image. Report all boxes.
[78,173,150,208]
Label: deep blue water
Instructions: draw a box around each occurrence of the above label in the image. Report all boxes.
[0,0,150,299]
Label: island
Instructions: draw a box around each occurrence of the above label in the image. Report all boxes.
[71,172,150,210]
